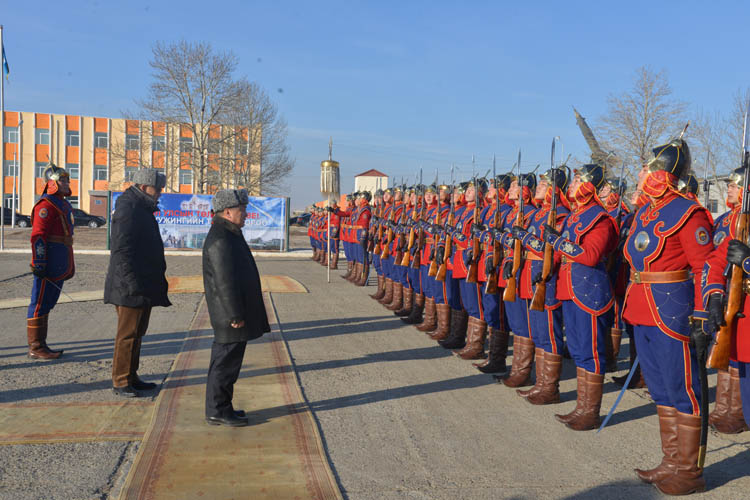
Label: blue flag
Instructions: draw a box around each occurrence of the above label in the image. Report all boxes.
[2,46,9,80]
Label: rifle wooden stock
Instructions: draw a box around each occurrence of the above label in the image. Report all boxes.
[373,204,383,255]
[401,230,413,266]
[436,210,455,282]
[484,240,501,294]
[503,206,524,302]
[531,208,556,311]
[381,228,392,259]
[466,236,480,283]
[428,202,442,277]
[708,213,748,370]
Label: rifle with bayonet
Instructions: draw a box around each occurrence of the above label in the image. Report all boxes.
[605,159,627,274]
[403,171,423,266]
[503,150,523,302]
[394,183,408,265]
[428,182,442,277]
[436,169,456,282]
[531,140,559,311]
[466,172,482,283]
[708,101,750,370]
[373,197,383,256]
[485,156,502,294]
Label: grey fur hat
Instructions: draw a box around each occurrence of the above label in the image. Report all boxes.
[133,168,167,189]
[213,189,249,212]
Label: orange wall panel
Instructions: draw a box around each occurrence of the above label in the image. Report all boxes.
[70,179,79,192]
[35,144,50,161]
[36,178,45,194]
[94,180,109,191]
[180,153,191,169]
[65,115,80,131]
[179,184,192,194]
[152,151,165,168]
[153,122,165,136]
[35,114,50,129]
[126,150,139,166]
[94,148,108,165]
[94,118,108,133]
[4,177,13,194]
[4,111,19,127]
[66,147,79,164]
[4,143,19,161]
[180,125,192,138]
[208,124,220,139]
[126,120,139,135]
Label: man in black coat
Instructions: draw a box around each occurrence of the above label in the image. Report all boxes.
[104,169,171,397]
[203,188,270,426]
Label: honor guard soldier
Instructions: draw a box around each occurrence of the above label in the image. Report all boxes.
[704,171,746,434]
[309,208,318,260]
[396,186,424,318]
[27,163,75,359]
[496,173,538,386]
[380,186,406,309]
[414,183,446,331]
[543,163,618,431]
[386,186,413,312]
[327,202,341,269]
[369,189,385,289]
[474,173,514,373]
[511,166,571,404]
[403,184,439,326]
[623,138,712,495]
[371,187,394,300]
[339,194,356,279]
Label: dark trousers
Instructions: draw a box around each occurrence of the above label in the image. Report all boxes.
[112,305,152,387]
[205,340,247,418]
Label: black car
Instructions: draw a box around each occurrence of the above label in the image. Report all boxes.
[72,208,106,228]
[289,213,311,226]
[1,209,31,227]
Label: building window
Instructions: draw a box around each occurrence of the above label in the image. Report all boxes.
[180,137,192,153]
[124,167,138,182]
[179,170,193,185]
[94,165,108,181]
[153,136,166,152]
[35,128,50,145]
[66,163,80,179]
[3,126,19,143]
[126,134,139,151]
[68,196,79,209]
[36,161,48,178]
[94,132,108,149]
[2,160,19,177]
[3,194,20,210]
[66,130,80,147]
[235,140,248,156]
[207,138,221,155]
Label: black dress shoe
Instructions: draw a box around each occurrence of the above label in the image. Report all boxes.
[132,377,157,391]
[234,410,246,418]
[206,414,249,427]
[112,385,140,398]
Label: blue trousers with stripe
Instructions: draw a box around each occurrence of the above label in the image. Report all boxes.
[529,306,564,355]
[480,286,501,329]
[504,296,530,339]
[459,280,482,320]
[28,277,63,319]
[562,300,611,374]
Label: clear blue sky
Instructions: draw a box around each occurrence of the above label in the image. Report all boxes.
[2,1,748,210]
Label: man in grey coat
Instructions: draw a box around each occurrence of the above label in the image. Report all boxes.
[104,169,170,397]
[203,188,270,426]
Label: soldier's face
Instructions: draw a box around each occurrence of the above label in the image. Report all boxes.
[465,186,476,202]
[599,184,612,199]
[637,165,649,191]
[487,186,497,200]
[383,192,392,203]
[535,180,548,200]
[424,191,435,204]
[439,188,449,203]
[57,177,72,197]
[568,174,582,197]
[508,180,520,200]
[727,183,740,205]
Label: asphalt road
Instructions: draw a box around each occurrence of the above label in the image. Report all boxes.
[0,230,748,499]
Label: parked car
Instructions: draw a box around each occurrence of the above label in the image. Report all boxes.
[72,208,106,228]
[1,210,31,227]
[289,212,311,226]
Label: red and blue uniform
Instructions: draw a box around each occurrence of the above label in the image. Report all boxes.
[28,194,75,320]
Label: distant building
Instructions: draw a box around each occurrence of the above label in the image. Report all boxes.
[354,169,388,197]
[699,174,730,219]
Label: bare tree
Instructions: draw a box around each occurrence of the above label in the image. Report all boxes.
[598,66,687,182]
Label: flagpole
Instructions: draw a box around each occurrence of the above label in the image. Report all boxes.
[1,24,6,251]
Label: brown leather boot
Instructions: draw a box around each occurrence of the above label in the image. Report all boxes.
[454,317,487,359]
[416,297,437,332]
[27,315,62,360]
[320,251,328,266]
[712,366,749,434]
[355,262,369,286]
[527,352,562,405]
[555,367,586,424]
[654,412,706,495]
[40,315,63,355]
[341,261,354,279]
[498,336,535,388]
[635,405,679,484]
[330,252,339,269]
[474,328,509,373]
[709,368,731,430]
[378,279,394,304]
[386,283,404,311]
[395,287,414,316]
[370,275,386,300]
[312,248,319,261]
[402,293,425,325]
[610,328,622,360]
[565,370,603,431]
[517,348,544,398]
[438,309,468,349]
[428,305,452,341]
[348,262,362,282]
